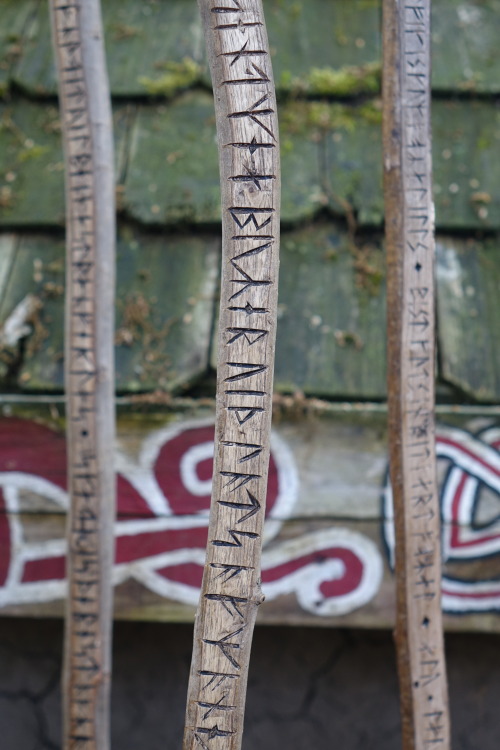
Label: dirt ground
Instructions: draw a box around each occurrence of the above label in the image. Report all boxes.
[0,618,498,749]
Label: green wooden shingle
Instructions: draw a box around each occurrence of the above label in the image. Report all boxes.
[124,95,220,225]
[432,0,500,93]
[0,230,219,392]
[0,0,498,404]
[0,100,65,226]
[323,99,500,230]
[266,0,381,92]
[0,233,20,381]
[273,225,387,398]
[210,227,500,401]
[0,234,18,305]
[0,101,133,227]
[432,101,500,231]
[13,0,205,97]
[1,96,499,231]
[0,0,37,96]
[210,224,388,398]
[124,93,323,226]
[437,236,500,401]
[124,95,500,231]
[0,234,65,388]
[7,0,500,97]
[114,228,219,392]
[1,227,499,400]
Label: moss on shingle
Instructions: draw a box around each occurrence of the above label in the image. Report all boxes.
[138,58,202,98]
[281,62,381,97]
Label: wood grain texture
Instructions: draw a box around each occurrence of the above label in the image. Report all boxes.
[183,2,280,749]
[49,1,116,748]
[383,1,450,748]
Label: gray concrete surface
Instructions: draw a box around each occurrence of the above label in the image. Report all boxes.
[0,618,498,748]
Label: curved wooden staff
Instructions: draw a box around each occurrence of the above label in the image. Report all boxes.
[183,2,280,749]
[49,1,116,748]
[383,1,450,748]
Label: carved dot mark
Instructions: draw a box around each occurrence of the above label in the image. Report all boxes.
[229,136,274,154]
[228,302,268,315]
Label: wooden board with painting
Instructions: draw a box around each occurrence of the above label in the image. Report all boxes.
[0,404,498,631]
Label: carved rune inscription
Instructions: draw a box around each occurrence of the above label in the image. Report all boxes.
[183,2,280,749]
[52,2,102,748]
[400,2,449,747]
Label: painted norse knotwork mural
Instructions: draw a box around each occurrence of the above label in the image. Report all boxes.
[384,425,500,612]
[0,417,381,617]
[0,415,500,624]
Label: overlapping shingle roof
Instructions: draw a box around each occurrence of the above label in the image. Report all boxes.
[0,0,499,400]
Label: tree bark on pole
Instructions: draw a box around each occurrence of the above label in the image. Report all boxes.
[49,2,116,748]
[183,2,280,749]
[382,1,450,748]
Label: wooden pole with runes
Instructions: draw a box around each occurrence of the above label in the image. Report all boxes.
[382,1,451,748]
[183,2,280,749]
[49,1,116,748]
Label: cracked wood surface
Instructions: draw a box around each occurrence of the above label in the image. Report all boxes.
[383,1,450,748]
[183,2,280,749]
[50,1,116,748]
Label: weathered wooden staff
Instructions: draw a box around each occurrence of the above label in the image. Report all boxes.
[183,2,280,749]
[382,1,450,748]
[49,1,116,748]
